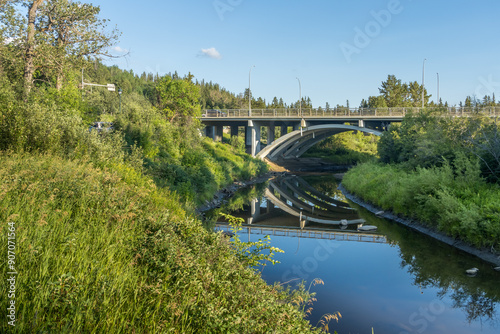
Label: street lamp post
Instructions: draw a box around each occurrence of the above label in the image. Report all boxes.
[296,77,302,117]
[249,65,255,117]
[437,73,440,104]
[118,88,122,113]
[421,58,426,109]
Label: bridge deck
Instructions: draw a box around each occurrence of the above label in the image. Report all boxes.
[201,107,500,119]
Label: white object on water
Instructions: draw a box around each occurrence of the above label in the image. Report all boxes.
[465,268,479,275]
[358,225,378,232]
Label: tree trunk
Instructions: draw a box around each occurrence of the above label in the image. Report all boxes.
[23,0,45,99]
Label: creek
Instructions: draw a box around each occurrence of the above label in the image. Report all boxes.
[205,174,500,334]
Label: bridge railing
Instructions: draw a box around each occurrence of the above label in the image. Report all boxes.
[202,107,500,118]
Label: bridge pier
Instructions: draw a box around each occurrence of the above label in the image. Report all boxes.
[230,125,239,138]
[245,121,261,156]
[205,126,215,140]
[280,125,288,137]
[215,125,224,142]
[267,125,275,145]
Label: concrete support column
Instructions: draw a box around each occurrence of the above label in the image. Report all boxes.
[215,125,223,142]
[359,119,365,128]
[245,121,261,156]
[267,125,275,145]
[205,126,215,140]
[230,125,239,138]
[280,125,288,137]
[245,125,252,154]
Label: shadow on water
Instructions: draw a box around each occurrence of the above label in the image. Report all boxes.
[204,174,500,333]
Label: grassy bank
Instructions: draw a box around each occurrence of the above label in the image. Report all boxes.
[0,153,318,333]
[342,161,500,249]
[302,131,378,165]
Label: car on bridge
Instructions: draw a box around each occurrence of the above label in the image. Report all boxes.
[89,122,113,133]
[202,109,227,117]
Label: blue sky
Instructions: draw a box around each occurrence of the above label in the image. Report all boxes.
[92,0,500,108]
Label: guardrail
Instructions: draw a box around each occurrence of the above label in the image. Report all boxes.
[201,107,500,118]
[215,224,388,244]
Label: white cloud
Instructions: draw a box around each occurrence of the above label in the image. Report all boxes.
[112,46,128,54]
[199,47,222,60]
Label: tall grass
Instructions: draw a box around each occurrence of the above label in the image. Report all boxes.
[0,153,316,333]
[342,161,500,249]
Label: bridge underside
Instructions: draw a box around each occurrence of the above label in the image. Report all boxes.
[202,118,386,158]
[257,124,382,161]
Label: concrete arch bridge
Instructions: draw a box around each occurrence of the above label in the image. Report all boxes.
[257,124,382,162]
[201,112,388,158]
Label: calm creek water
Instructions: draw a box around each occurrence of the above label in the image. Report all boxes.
[206,175,500,334]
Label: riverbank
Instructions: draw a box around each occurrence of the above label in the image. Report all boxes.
[0,153,320,333]
[196,171,285,213]
[338,183,500,267]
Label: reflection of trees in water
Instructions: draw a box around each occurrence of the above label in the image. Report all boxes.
[301,175,346,202]
[450,288,499,325]
[352,203,500,327]
[395,224,500,326]
[204,182,268,224]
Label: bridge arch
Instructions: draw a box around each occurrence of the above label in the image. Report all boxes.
[257,124,382,161]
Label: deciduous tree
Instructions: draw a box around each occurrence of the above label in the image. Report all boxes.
[36,0,120,90]
[156,74,201,122]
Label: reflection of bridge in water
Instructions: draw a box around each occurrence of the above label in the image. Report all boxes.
[221,175,388,242]
[215,224,388,244]
[246,176,365,227]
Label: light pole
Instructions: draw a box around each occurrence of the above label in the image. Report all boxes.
[296,77,302,117]
[437,73,440,104]
[118,88,122,113]
[421,58,426,109]
[249,65,255,117]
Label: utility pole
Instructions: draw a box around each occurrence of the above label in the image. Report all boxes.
[421,58,426,109]
[249,65,255,117]
[296,77,302,117]
[437,72,440,104]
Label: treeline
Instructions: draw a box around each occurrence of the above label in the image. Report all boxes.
[360,75,499,109]
[343,110,500,249]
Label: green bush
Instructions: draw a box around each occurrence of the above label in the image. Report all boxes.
[343,161,500,249]
[303,130,379,165]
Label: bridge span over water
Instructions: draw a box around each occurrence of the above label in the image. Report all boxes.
[200,107,499,158]
[200,107,398,157]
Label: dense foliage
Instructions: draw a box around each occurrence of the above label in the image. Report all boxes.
[302,131,379,165]
[0,1,323,333]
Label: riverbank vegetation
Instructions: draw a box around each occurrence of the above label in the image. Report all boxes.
[302,131,379,165]
[343,109,500,250]
[0,1,321,332]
